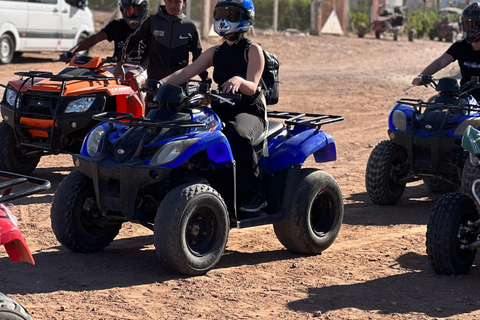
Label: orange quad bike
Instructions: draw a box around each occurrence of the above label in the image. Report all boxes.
[0,55,144,175]
[0,171,50,320]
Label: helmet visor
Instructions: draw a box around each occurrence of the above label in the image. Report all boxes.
[120,5,143,18]
[463,18,480,32]
[214,6,246,23]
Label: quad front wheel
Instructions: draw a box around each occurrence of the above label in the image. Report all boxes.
[51,170,122,253]
[273,169,344,254]
[0,293,33,320]
[365,140,408,205]
[0,121,41,175]
[154,181,229,276]
[427,192,479,275]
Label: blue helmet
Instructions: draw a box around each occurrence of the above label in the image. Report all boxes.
[213,0,255,36]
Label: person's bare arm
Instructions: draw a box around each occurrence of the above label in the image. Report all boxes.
[412,53,454,85]
[73,31,108,53]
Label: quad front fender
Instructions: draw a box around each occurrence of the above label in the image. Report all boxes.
[159,130,234,169]
[265,129,337,173]
[0,204,34,264]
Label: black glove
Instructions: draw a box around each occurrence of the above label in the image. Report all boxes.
[419,75,433,86]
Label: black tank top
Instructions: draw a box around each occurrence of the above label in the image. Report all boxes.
[212,37,265,120]
[213,38,250,88]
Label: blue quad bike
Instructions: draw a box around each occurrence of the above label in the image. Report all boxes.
[50,81,345,275]
[365,76,480,205]
[427,125,480,275]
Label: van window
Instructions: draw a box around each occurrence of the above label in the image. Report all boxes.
[31,0,57,3]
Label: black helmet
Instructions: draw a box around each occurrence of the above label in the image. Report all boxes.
[462,2,480,42]
[119,0,149,29]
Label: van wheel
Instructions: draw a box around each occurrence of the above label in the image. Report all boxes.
[0,34,14,64]
[76,33,89,56]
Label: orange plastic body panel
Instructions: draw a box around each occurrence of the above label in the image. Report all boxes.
[68,55,102,69]
[19,118,54,137]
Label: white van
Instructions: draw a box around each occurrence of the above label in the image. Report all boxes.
[0,0,95,64]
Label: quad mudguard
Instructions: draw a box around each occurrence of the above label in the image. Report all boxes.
[0,204,34,264]
[264,129,337,173]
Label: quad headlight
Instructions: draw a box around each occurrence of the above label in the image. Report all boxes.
[150,138,199,166]
[5,88,20,108]
[391,110,407,131]
[85,125,105,156]
[65,97,96,113]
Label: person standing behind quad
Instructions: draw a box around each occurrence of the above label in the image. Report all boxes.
[118,0,208,114]
[412,2,480,100]
[160,0,268,213]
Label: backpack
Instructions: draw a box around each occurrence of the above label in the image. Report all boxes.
[214,39,280,105]
[259,48,280,105]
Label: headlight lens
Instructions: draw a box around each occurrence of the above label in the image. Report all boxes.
[86,125,105,156]
[65,97,96,113]
[6,88,20,108]
[150,138,199,166]
[392,110,407,131]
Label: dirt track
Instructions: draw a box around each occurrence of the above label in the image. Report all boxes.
[1,10,479,320]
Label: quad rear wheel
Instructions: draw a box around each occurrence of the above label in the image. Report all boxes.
[273,169,344,254]
[51,170,122,253]
[0,121,41,175]
[365,140,408,205]
[426,192,479,275]
[154,181,229,276]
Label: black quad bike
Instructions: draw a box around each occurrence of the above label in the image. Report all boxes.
[427,125,480,275]
[0,55,144,175]
[50,80,345,275]
[366,76,480,205]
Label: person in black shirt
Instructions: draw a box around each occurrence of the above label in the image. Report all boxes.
[69,0,148,64]
[61,0,149,110]
[412,3,480,94]
[160,0,268,213]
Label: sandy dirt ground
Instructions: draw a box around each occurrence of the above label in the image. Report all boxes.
[1,10,479,320]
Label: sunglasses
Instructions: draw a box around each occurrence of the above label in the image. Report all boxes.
[214,6,246,23]
[120,5,143,18]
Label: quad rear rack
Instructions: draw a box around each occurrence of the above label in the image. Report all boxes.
[267,110,344,130]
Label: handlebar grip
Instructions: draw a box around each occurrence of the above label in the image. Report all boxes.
[210,90,242,100]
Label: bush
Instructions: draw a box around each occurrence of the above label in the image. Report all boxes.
[405,9,439,38]
[350,11,369,30]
